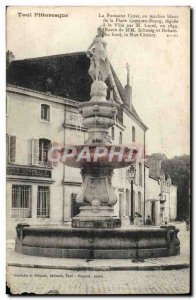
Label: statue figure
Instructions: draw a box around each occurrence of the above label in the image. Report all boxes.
[86,26,110,82]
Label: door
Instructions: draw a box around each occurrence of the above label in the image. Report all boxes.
[71,193,81,218]
[119,193,123,219]
[151,201,156,225]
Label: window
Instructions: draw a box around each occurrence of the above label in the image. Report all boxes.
[39,139,51,166]
[138,191,142,212]
[31,138,52,166]
[111,127,115,140]
[7,134,16,163]
[37,186,50,218]
[139,163,142,186]
[12,185,31,218]
[119,131,122,145]
[41,104,50,122]
[134,167,136,184]
[132,126,135,142]
[116,105,123,124]
[6,96,9,116]
[6,134,9,162]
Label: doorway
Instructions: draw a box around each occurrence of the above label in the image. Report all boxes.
[71,193,81,218]
[151,201,156,225]
[119,193,123,219]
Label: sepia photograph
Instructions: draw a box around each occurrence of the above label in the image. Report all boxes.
[6,6,190,295]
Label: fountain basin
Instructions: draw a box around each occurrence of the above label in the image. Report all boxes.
[79,100,117,118]
[15,224,180,259]
[62,145,137,169]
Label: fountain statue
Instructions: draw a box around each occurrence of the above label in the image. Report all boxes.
[86,26,110,82]
[15,27,180,259]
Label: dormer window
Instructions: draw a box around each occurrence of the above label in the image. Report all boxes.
[41,104,50,122]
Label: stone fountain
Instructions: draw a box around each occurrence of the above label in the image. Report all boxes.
[15,28,180,259]
[65,80,136,230]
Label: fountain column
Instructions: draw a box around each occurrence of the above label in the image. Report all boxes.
[72,81,121,228]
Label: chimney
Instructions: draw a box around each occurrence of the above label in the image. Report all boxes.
[6,50,15,68]
[124,63,132,108]
[147,154,163,178]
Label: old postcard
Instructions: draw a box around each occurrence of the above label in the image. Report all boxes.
[6,6,190,295]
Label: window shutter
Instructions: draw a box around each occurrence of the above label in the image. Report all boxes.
[31,139,39,165]
[6,134,10,163]
[50,141,59,167]
[9,135,16,163]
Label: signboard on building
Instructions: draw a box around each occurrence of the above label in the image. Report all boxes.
[7,165,52,178]
[65,111,83,127]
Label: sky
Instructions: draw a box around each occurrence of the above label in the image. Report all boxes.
[6,6,190,158]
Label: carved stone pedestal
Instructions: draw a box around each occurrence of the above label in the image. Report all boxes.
[72,216,121,229]
[73,165,120,228]
[72,206,121,228]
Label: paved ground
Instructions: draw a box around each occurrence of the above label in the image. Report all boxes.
[6,222,190,295]
[7,266,190,295]
[7,247,189,271]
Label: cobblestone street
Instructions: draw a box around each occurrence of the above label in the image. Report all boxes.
[7,267,190,295]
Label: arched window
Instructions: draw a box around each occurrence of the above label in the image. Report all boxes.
[119,131,122,144]
[41,104,50,122]
[39,138,51,165]
[139,163,142,186]
[138,191,142,212]
[132,126,135,142]
[111,127,115,140]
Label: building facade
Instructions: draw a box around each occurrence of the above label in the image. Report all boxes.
[145,166,177,225]
[6,52,149,238]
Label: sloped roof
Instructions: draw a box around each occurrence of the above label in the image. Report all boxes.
[110,65,146,127]
[6,51,146,127]
[7,52,92,102]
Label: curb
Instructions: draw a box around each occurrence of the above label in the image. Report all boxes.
[7,262,190,271]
